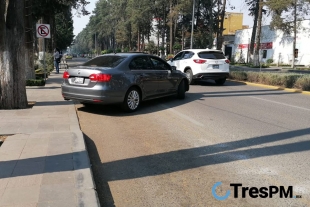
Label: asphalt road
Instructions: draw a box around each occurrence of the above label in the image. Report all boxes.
[69,58,310,207]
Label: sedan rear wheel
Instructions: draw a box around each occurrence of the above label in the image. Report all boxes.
[122,87,140,112]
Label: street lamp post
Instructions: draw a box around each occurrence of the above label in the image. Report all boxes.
[190,0,195,49]
[95,32,97,57]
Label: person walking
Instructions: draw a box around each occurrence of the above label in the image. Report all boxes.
[53,48,60,74]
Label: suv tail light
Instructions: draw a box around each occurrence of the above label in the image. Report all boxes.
[63,71,70,79]
[193,59,207,64]
[225,59,230,64]
[89,74,112,82]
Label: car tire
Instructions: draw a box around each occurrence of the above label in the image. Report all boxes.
[185,69,195,85]
[215,78,226,85]
[177,80,186,99]
[122,87,140,112]
[82,103,93,108]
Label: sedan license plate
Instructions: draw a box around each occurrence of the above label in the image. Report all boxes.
[213,64,219,69]
[74,77,84,84]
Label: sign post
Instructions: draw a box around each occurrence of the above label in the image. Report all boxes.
[36,24,51,81]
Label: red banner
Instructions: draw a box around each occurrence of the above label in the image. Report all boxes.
[238,44,249,49]
[238,42,273,49]
[260,42,273,49]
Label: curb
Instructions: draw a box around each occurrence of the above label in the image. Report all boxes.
[228,79,310,95]
[73,130,101,207]
[71,116,101,207]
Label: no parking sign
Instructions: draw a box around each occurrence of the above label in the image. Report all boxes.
[36,24,51,38]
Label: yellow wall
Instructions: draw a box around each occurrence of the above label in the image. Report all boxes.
[223,12,243,35]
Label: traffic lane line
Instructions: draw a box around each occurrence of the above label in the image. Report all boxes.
[249,96,310,112]
[228,80,310,95]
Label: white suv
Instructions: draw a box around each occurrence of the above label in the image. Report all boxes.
[167,49,230,85]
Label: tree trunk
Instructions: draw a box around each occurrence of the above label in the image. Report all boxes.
[25,0,35,79]
[137,29,140,51]
[250,0,259,56]
[208,0,214,49]
[291,0,297,69]
[0,0,28,109]
[217,0,226,50]
[254,0,263,67]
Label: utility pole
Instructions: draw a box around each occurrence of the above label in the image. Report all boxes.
[292,0,297,69]
[169,0,173,54]
[190,0,195,49]
[254,0,263,67]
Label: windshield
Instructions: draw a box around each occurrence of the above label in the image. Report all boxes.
[198,52,226,59]
[83,56,126,67]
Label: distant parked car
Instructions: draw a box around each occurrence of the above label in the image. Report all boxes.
[61,53,189,112]
[167,49,230,85]
[65,54,72,59]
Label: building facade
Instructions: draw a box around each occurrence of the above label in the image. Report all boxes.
[223,12,244,35]
[233,20,310,66]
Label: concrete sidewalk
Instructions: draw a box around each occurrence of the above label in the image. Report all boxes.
[0,65,100,206]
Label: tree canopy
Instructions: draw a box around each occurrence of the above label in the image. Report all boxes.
[72,0,226,55]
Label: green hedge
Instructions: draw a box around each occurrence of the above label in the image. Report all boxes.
[229,71,310,91]
[35,73,49,79]
[26,79,45,86]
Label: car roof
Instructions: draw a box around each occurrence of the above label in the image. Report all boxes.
[96,52,150,57]
[181,49,224,53]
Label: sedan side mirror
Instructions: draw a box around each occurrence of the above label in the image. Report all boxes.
[171,66,176,70]
[169,58,173,62]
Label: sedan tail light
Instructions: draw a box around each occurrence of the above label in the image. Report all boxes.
[63,71,70,79]
[225,59,230,64]
[193,59,207,64]
[89,74,112,82]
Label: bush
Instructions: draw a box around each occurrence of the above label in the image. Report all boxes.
[26,79,45,86]
[266,59,274,64]
[229,71,247,81]
[294,75,310,91]
[229,71,310,91]
[246,72,302,88]
[35,73,48,79]
[107,49,114,54]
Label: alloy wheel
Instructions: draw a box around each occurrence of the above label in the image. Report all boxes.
[127,90,140,110]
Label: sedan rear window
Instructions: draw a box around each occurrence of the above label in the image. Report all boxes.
[83,56,126,67]
[198,52,226,59]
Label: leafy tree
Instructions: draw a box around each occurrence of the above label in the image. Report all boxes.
[266,0,310,67]
[55,6,75,51]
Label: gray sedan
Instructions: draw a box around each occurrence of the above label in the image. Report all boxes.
[61,53,189,112]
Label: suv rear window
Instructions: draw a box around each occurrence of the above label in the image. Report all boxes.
[83,56,126,67]
[198,52,226,59]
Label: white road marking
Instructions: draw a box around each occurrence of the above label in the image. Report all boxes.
[160,104,204,127]
[250,96,310,112]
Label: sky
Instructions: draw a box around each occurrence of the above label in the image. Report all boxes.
[72,0,271,37]
[72,0,98,37]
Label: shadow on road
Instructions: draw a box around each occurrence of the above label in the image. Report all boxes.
[82,128,310,206]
